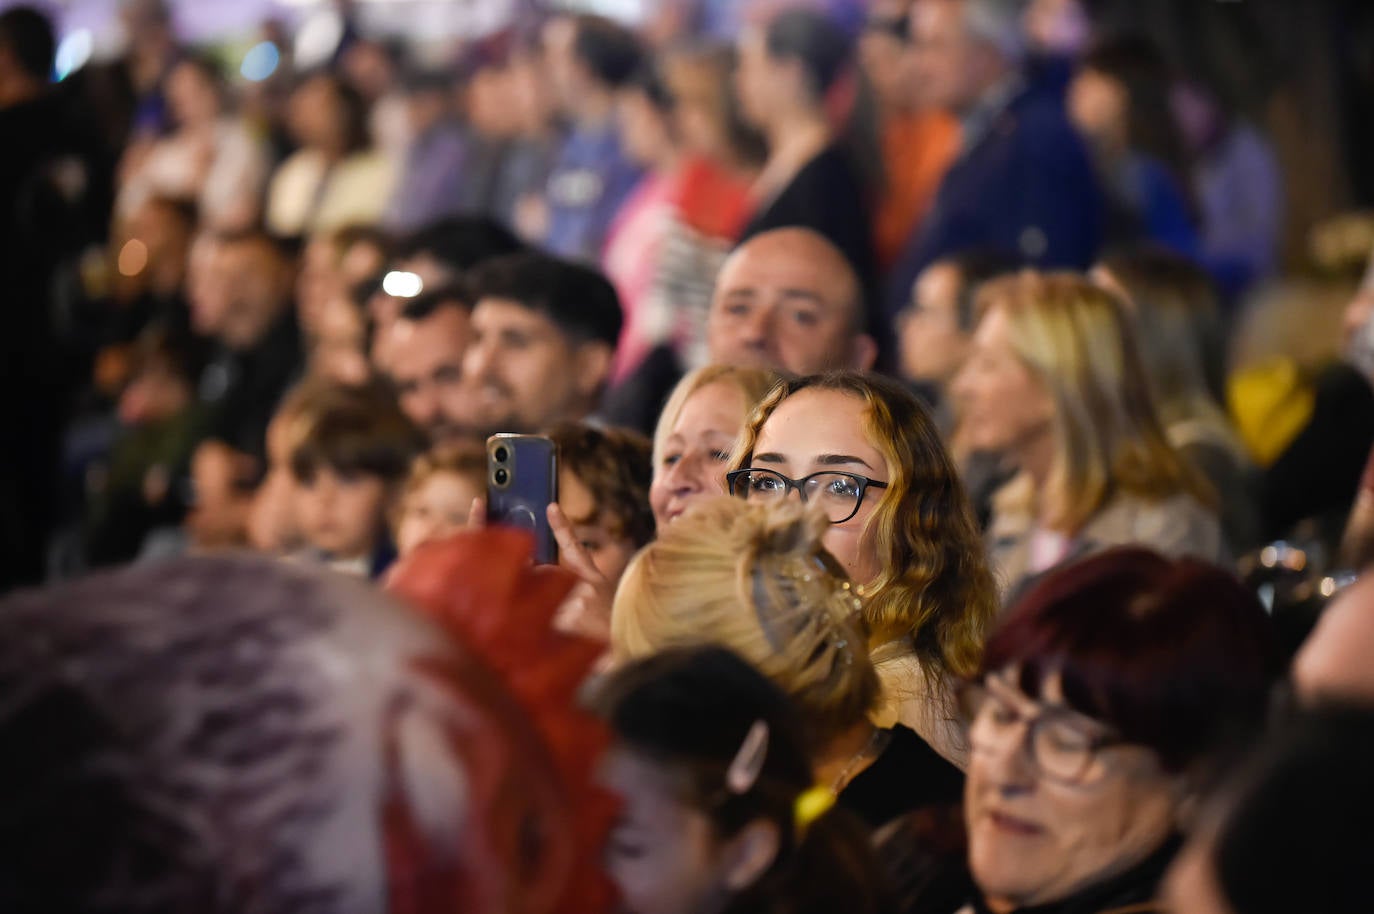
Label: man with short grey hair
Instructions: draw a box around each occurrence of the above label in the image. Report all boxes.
[885,0,1103,321]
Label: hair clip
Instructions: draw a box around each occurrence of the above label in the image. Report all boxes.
[726,720,769,795]
[793,785,837,837]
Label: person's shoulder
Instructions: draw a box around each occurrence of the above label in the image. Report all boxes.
[1091,490,1222,559]
[271,148,325,185]
[339,149,393,176]
[1096,488,1210,522]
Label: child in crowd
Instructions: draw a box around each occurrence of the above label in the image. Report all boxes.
[587,645,893,914]
[247,378,360,554]
[392,443,488,556]
[288,380,425,578]
[84,327,208,566]
[546,421,655,639]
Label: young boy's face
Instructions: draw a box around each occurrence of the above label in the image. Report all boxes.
[298,467,390,559]
[395,470,482,556]
[558,470,639,586]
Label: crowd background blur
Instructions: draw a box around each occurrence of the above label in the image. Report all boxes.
[0,0,1363,604]
[5,0,1374,911]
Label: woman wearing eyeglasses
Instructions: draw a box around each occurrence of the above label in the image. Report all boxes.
[959,547,1276,914]
[729,371,998,768]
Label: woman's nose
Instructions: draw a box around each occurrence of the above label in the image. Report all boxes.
[411,515,443,544]
[976,727,1039,790]
[667,452,705,493]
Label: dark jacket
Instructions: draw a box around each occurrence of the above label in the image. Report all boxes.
[964,837,1179,914]
[742,143,876,289]
[839,725,964,829]
[200,311,303,467]
[1260,362,1374,541]
[742,144,885,358]
[886,86,1104,321]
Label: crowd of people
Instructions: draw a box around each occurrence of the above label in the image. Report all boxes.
[2,0,1374,911]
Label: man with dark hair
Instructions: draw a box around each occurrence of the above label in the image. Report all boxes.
[464,252,622,437]
[895,248,1019,409]
[185,230,303,548]
[386,284,481,445]
[394,215,525,287]
[538,14,644,261]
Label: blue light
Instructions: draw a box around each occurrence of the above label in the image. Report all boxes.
[240,41,280,83]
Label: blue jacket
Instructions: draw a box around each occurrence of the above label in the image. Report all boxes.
[885,87,1105,319]
[543,121,643,264]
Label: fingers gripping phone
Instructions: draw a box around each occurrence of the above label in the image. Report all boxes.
[486,434,559,564]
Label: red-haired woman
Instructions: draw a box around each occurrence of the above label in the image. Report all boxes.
[959,547,1277,914]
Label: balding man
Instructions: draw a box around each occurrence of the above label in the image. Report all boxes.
[707,227,877,376]
[1293,575,1374,703]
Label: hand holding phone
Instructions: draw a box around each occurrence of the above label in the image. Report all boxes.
[486,434,559,564]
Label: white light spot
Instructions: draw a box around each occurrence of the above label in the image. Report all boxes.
[294,10,345,72]
[54,29,93,81]
[382,271,424,299]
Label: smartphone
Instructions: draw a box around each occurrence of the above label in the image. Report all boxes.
[486,434,559,564]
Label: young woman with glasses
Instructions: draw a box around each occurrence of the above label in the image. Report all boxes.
[728,370,997,768]
[959,546,1277,914]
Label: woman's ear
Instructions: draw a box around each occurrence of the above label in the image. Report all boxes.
[720,819,781,892]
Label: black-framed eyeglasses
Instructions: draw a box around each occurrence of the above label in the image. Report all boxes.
[725,468,889,525]
[956,681,1123,785]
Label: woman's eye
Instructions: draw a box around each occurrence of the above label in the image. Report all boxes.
[1043,724,1092,754]
[662,453,681,468]
[579,540,602,554]
[828,478,860,497]
[988,701,1019,727]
